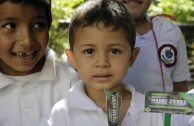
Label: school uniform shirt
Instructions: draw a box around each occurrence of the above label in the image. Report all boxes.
[123,15,190,94]
[171,88,194,126]
[47,80,164,126]
[0,48,79,126]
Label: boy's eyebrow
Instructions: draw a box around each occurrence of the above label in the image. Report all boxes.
[33,15,47,20]
[0,15,47,21]
[107,43,127,47]
[0,17,15,21]
[78,43,127,49]
[78,44,95,49]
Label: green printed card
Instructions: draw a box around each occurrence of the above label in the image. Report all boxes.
[145,91,194,115]
[105,90,122,126]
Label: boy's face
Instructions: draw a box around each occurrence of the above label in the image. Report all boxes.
[117,0,151,20]
[0,2,49,76]
[70,22,139,92]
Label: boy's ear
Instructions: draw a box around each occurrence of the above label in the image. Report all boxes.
[65,49,77,69]
[129,47,140,67]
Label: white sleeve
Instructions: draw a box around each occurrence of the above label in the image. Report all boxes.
[172,29,190,82]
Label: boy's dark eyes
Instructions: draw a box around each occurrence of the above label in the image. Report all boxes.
[110,48,121,54]
[34,21,47,28]
[82,48,121,55]
[83,49,95,54]
[4,23,16,29]
[2,21,47,29]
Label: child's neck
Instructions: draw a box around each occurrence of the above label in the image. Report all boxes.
[135,16,151,35]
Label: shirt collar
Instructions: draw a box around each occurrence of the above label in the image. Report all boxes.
[123,84,145,115]
[0,73,16,89]
[69,80,99,110]
[68,81,145,114]
[35,55,56,81]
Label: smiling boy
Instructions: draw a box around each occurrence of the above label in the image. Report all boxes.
[0,0,79,126]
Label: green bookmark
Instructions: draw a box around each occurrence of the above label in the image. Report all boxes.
[105,90,122,126]
[164,113,171,126]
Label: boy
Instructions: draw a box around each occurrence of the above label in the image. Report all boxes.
[0,0,79,126]
[117,0,190,93]
[47,0,164,126]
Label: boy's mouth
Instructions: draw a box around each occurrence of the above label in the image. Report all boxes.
[12,51,38,59]
[93,74,112,82]
[94,74,112,78]
[121,0,143,4]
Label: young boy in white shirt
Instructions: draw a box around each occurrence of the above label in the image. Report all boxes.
[47,0,164,126]
[117,0,190,93]
[0,0,79,126]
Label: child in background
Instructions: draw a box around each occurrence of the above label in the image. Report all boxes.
[0,0,79,126]
[117,0,190,93]
[47,0,164,126]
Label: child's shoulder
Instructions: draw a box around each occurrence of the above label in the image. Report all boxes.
[55,60,76,73]
[151,15,182,39]
[152,15,179,30]
[43,50,79,85]
[43,56,74,74]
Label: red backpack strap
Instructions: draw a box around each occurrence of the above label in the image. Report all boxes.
[150,14,176,21]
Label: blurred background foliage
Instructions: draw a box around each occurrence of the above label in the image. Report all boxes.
[49,0,194,59]
[148,0,194,23]
[49,0,84,59]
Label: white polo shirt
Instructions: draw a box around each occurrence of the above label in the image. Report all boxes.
[48,80,164,126]
[171,88,194,126]
[123,16,190,93]
[0,49,79,126]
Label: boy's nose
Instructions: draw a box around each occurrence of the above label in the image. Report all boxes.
[19,29,35,47]
[96,54,110,68]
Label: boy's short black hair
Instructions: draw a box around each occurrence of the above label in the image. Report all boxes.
[69,0,135,51]
[0,0,52,28]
